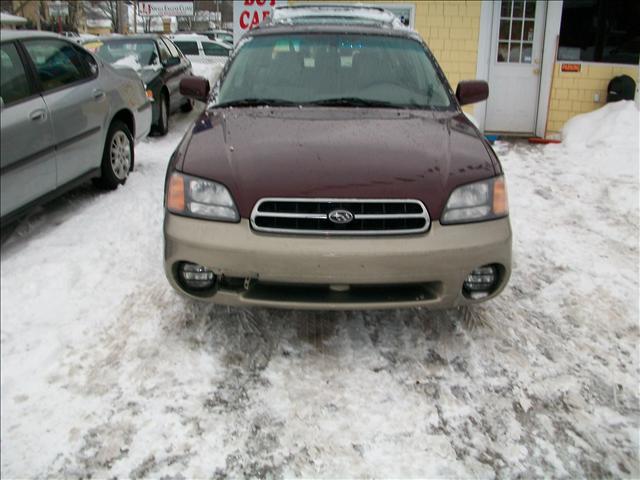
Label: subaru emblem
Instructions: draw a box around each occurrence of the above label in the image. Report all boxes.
[328,209,354,224]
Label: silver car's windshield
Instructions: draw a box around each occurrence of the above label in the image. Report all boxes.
[217,33,452,109]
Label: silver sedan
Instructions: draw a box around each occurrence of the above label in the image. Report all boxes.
[0,30,152,226]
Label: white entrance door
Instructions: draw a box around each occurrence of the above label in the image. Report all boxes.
[485,0,546,133]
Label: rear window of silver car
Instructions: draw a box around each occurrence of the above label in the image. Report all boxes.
[217,34,452,109]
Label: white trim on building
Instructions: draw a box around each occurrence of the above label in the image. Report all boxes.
[535,0,563,138]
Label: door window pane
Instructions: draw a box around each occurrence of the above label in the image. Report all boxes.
[0,43,31,104]
[524,1,536,18]
[500,1,512,17]
[499,20,511,40]
[512,1,524,18]
[509,43,521,62]
[24,39,88,92]
[497,42,509,62]
[511,20,523,40]
[524,21,535,41]
[521,43,533,63]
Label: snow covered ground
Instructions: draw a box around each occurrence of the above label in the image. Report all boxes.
[1,102,638,478]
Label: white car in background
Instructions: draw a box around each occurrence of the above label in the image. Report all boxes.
[171,34,231,65]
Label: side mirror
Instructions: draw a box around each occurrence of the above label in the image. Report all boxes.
[180,76,210,102]
[163,57,180,67]
[456,80,489,106]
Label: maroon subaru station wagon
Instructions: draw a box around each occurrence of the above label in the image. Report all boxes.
[163,5,511,310]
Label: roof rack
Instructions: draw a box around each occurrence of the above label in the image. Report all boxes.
[268,4,406,29]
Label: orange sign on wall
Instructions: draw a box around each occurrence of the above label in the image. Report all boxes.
[561,63,582,73]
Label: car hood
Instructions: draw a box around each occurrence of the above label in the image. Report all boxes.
[179,108,498,220]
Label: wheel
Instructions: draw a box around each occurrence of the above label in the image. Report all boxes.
[154,92,169,136]
[93,120,133,190]
[180,97,193,112]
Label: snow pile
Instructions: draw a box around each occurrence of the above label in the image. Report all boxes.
[112,54,142,72]
[190,60,225,85]
[562,100,639,152]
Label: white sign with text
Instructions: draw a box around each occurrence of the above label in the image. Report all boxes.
[138,1,194,17]
[233,0,285,44]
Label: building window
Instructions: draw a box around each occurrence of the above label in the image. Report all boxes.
[558,0,639,64]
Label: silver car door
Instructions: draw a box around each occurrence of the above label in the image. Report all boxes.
[23,38,108,186]
[0,41,56,219]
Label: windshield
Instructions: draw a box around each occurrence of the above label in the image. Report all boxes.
[93,39,158,67]
[217,34,452,109]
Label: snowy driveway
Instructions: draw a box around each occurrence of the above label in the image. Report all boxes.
[1,106,638,478]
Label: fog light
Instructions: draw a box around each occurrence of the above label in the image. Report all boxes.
[463,265,497,299]
[178,262,216,290]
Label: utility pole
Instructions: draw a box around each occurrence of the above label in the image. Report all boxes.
[116,0,126,33]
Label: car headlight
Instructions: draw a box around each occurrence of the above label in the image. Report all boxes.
[166,172,239,222]
[441,176,508,224]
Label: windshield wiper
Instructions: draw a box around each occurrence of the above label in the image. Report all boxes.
[303,97,405,108]
[215,98,298,108]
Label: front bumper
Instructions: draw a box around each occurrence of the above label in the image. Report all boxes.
[163,215,512,310]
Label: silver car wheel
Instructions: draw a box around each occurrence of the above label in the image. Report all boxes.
[110,131,131,180]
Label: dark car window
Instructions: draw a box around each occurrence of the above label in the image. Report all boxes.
[156,39,171,63]
[77,46,98,77]
[0,43,32,105]
[174,41,199,56]
[93,39,158,67]
[161,38,181,58]
[217,34,452,109]
[203,43,229,57]
[23,39,89,92]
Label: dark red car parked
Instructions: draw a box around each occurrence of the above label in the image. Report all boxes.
[163,5,512,310]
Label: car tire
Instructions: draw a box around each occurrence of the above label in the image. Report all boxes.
[154,92,169,136]
[93,120,134,190]
[180,97,194,112]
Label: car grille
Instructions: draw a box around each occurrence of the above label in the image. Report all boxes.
[250,198,431,235]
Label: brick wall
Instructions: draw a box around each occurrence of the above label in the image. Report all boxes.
[546,63,639,134]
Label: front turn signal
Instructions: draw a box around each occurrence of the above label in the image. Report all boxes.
[492,177,508,216]
[167,173,185,212]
